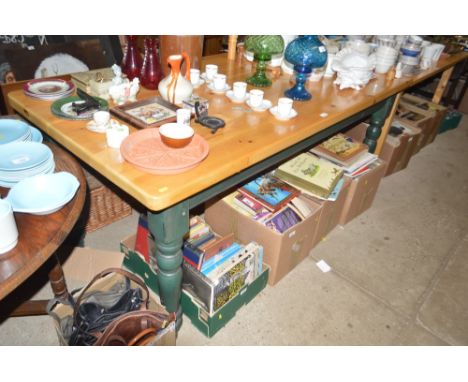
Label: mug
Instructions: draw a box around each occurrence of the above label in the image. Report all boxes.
[213,74,227,90]
[277,97,293,117]
[0,198,19,255]
[233,82,247,99]
[93,110,110,127]
[205,64,218,80]
[190,68,200,85]
[176,108,191,125]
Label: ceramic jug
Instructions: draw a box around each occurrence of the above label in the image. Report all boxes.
[158,52,193,105]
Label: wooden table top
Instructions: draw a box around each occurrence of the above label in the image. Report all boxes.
[8,52,467,212]
[0,142,86,300]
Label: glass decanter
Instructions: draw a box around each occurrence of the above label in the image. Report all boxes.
[284,35,327,100]
[140,37,163,90]
[121,35,142,81]
[245,35,284,87]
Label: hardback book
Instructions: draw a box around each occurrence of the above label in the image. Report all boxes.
[311,133,368,165]
[276,153,343,199]
[200,242,243,275]
[238,174,300,212]
[289,195,316,219]
[233,193,267,216]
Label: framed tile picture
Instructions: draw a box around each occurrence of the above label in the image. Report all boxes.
[110,97,179,129]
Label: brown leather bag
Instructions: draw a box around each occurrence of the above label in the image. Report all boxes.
[71,268,174,346]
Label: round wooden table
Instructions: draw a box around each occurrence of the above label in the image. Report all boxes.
[0,141,86,314]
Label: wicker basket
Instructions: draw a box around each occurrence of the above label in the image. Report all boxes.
[84,171,132,233]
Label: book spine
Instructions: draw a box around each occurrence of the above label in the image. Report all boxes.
[200,243,243,275]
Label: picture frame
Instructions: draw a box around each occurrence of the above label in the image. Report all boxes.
[110,97,179,129]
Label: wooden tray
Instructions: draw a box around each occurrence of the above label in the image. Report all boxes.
[120,128,209,175]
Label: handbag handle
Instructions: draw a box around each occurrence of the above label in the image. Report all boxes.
[127,328,158,346]
[72,267,150,321]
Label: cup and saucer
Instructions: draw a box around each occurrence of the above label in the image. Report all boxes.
[200,73,214,83]
[225,90,249,103]
[269,106,298,121]
[207,83,231,94]
[246,99,272,112]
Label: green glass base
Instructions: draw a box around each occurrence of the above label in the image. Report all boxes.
[246,73,271,87]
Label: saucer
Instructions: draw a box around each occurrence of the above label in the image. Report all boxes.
[207,83,231,94]
[86,120,109,133]
[246,99,272,112]
[225,90,249,103]
[269,106,298,121]
[200,73,214,82]
[191,79,205,88]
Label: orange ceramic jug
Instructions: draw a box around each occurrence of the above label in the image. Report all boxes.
[158,52,193,105]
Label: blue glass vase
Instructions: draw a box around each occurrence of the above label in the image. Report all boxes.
[284,35,327,101]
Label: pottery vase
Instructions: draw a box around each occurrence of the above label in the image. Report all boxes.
[140,37,163,90]
[121,35,142,81]
[158,52,193,105]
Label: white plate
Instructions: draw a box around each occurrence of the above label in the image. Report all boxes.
[246,99,272,112]
[86,120,109,133]
[207,83,231,94]
[6,172,80,214]
[225,90,249,103]
[269,106,298,121]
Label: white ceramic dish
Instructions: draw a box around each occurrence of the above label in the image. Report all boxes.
[246,99,272,112]
[86,120,109,133]
[225,90,249,103]
[269,106,298,121]
[6,171,80,215]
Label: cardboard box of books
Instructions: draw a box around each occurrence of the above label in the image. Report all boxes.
[400,93,447,145]
[120,233,269,338]
[338,159,386,226]
[395,103,434,151]
[205,190,322,286]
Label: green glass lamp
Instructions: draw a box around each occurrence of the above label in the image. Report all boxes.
[245,35,284,87]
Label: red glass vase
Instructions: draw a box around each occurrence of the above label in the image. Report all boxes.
[121,35,142,81]
[140,37,163,90]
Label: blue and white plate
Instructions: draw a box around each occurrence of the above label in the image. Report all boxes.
[6,172,79,215]
[0,119,31,145]
[0,142,52,171]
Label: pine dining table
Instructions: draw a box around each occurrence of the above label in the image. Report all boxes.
[7,51,468,329]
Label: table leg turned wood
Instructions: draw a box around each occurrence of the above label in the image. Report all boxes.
[364,96,395,153]
[147,201,189,331]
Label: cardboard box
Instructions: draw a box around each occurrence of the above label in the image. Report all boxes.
[51,247,176,346]
[400,93,447,145]
[395,103,435,150]
[120,234,269,338]
[346,122,419,177]
[309,178,351,244]
[339,160,386,226]
[204,197,322,286]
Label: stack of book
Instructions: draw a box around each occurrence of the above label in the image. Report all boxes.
[275,153,344,200]
[310,133,378,178]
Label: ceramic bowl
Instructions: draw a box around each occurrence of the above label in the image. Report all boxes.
[159,123,194,149]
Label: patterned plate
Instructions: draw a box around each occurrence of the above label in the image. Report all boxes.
[51,96,108,120]
[24,79,75,99]
[120,128,209,175]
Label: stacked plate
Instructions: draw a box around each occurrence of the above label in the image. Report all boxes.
[23,79,75,101]
[0,119,43,145]
[0,142,54,188]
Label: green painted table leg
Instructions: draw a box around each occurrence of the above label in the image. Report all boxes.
[364,96,395,153]
[147,201,189,331]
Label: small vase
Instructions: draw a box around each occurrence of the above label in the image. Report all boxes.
[245,35,284,87]
[158,52,193,105]
[121,35,142,81]
[284,35,327,101]
[140,37,163,90]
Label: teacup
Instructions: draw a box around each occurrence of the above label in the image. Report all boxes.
[213,74,227,90]
[277,97,293,118]
[205,64,218,80]
[176,108,191,125]
[232,82,247,99]
[190,69,200,85]
[93,110,110,127]
[249,89,264,108]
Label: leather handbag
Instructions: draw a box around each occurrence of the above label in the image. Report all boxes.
[60,268,174,346]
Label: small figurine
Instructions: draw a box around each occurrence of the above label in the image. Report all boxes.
[111,64,124,85]
[108,64,140,105]
[128,78,140,102]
